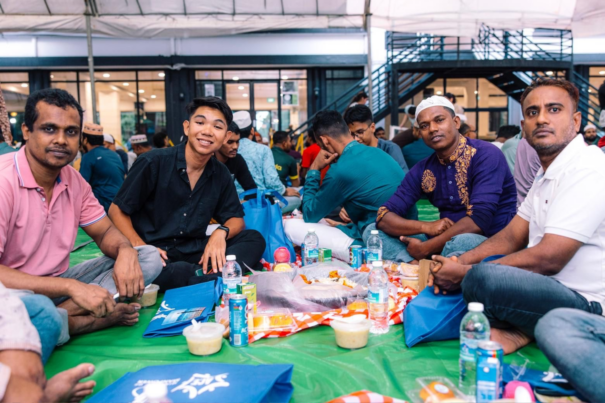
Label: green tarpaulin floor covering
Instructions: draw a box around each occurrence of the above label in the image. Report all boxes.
[45,200,553,402]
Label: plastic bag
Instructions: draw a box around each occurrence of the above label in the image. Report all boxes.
[250,263,368,312]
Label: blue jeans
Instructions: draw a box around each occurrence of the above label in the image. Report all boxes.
[362,225,486,262]
[280,196,301,214]
[536,309,605,402]
[462,264,603,338]
[19,294,64,364]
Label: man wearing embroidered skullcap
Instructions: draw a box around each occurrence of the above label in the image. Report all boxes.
[80,123,126,213]
[583,123,598,145]
[368,95,517,262]
[130,134,152,156]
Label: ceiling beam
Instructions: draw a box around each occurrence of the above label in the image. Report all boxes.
[182,0,187,15]
[0,2,4,14]
[315,0,319,16]
[232,0,235,16]
[280,0,284,15]
[42,0,51,14]
[135,0,143,15]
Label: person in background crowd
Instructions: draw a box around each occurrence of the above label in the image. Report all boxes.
[215,122,257,193]
[271,131,300,188]
[513,131,541,207]
[348,91,368,108]
[399,104,416,128]
[344,104,409,173]
[374,126,387,140]
[374,96,517,263]
[110,98,265,290]
[286,110,413,262]
[583,123,598,145]
[288,141,302,163]
[399,123,435,170]
[234,111,301,213]
[103,133,129,173]
[152,131,170,149]
[459,123,477,139]
[446,92,466,116]
[501,130,522,174]
[80,123,126,213]
[599,79,605,109]
[300,132,328,184]
[0,281,97,403]
[130,134,152,156]
[492,125,520,149]
[0,88,162,346]
[0,126,15,156]
[430,78,605,355]
[536,309,605,403]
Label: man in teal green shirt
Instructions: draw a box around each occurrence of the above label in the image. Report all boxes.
[0,127,16,156]
[271,131,300,187]
[293,110,416,259]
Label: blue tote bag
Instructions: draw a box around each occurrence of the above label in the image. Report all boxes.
[403,287,467,347]
[143,280,223,338]
[240,189,295,263]
[88,363,294,403]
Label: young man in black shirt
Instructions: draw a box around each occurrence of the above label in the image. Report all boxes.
[109,97,265,290]
[215,122,257,193]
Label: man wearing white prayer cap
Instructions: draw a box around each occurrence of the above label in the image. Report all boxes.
[130,134,152,156]
[103,133,129,172]
[583,123,598,145]
[371,95,517,263]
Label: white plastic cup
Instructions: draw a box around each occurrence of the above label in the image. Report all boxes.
[136,284,159,307]
[183,323,225,356]
[330,317,372,349]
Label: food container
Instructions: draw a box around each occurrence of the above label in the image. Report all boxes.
[400,263,420,277]
[330,315,372,349]
[135,284,159,307]
[409,377,467,403]
[251,308,296,333]
[400,276,420,292]
[183,323,225,356]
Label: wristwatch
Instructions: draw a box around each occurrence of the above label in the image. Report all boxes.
[217,225,230,239]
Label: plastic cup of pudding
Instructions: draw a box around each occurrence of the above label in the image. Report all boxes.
[330,315,372,349]
[135,284,159,307]
[183,323,225,356]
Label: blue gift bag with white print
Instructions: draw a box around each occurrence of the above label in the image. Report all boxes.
[87,363,294,403]
[143,280,222,338]
[240,189,295,263]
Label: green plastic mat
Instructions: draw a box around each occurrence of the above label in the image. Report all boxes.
[47,201,551,402]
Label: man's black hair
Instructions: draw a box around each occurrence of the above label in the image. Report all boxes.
[24,88,84,132]
[375,126,385,132]
[408,106,417,116]
[185,97,233,126]
[273,131,290,145]
[311,110,350,139]
[227,121,240,135]
[343,104,373,126]
[0,126,4,144]
[459,123,471,135]
[152,131,168,148]
[352,91,369,103]
[84,133,104,146]
[445,93,456,104]
[239,124,253,140]
[497,125,521,139]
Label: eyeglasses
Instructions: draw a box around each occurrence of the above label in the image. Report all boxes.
[351,125,371,138]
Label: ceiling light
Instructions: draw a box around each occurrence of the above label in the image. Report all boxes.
[50,75,54,78]
[103,73,110,78]
[151,95,157,99]
[242,93,248,97]
[588,89,592,93]
[10,112,17,117]
[9,118,16,124]
[123,83,129,86]
[110,85,119,91]
[128,93,135,98]
[282,76,288,80]
[141,98,148,102]
[21,83,28,88]
[474,91,478,94]
[8,86,17,91]
[238,86,244,90]
[139,89,145,93]
[158,72,165,77]
[233,76,239,81]
[546,71,554,76]
[436,90,442,95]
[600,71,605,75]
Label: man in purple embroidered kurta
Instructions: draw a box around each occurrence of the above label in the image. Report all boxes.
[369,96,517,262]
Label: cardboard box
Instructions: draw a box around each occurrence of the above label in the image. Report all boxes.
[237,283,257,313]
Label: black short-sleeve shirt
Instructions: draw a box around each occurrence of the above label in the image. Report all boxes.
[113,142,244,254]
[224,154,257,192]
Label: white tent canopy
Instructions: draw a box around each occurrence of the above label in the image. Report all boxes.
[0,0,603,38]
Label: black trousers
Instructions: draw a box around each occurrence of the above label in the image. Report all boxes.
[153,229,266,291]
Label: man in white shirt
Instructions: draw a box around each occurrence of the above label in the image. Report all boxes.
[429,78,605,354]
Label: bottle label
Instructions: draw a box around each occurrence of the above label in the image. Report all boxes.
[368,289,387,304]
[306,248,319,259]
[366,251,381,263]
[460,339,479,361]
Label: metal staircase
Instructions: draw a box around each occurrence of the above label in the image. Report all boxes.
[292,25,600,140]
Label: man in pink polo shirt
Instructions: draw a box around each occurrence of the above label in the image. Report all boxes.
[0,88,162,346]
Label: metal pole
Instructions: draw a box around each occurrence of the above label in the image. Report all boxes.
[365,0,372,110]
[86,14,98,124]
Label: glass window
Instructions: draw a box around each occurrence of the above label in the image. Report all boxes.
[477,79,507,108]
[196,81,223,98]
[280,69,307,79]
[134,81,166,140]
[80,71,137,81]
[589,67,605,77]
[444,78,477,109]
[281,79,307,132]
[195,71,222,80]
[226,83,250,111]
[0,72,28,83]
[223,70,279,80]
[138,71,166,80]
[1,76,29,143]
[50,71,77,81]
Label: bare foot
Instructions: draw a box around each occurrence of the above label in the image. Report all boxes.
[491,328,532,354]
[43,363,96,403]
[69,303,141,335]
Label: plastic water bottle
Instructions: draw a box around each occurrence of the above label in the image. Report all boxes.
[144,383,173,403]
[302,228,319,266]
[368,260,389,334]
[459,302,491,398]
[366,230,383,263]
[222,255,242,296]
